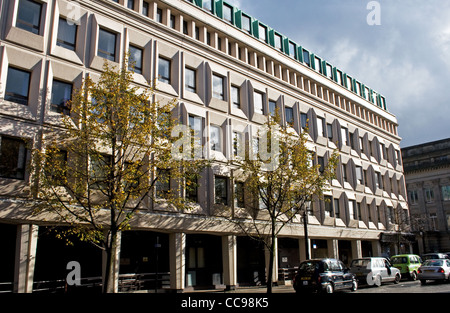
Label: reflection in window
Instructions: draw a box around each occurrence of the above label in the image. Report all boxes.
[51,80,72,115]
[0,136,27,180]
[5,67,30,105]
[98,28,117,61]
[16,0,42,35]
[129,46,143,74]
[57,17,77,51]
[158,57,171,84]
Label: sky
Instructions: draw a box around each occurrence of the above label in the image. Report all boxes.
[225,0,450,148]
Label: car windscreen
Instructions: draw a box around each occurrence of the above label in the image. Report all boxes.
[423,259,444,267]
[391,257,407,264]
[298,261,322,274]
[351,259,370,267]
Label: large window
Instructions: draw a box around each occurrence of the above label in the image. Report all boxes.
[258,24,267,43]
[223,3,233,24]
[51,80,72,115]
[356,166,363,185]
[185,67,196,93]
[285,107,294,126]
[156,169,170,199]
[235,182,244,208]
[98,28,117,61]
[16,0,42,35]
[317,117,325,137]
[241,14,251,34]
[215,176,228,205]
[57,17,77,50]
[442,186,450,201]
[128,46,143,74]
[158,57,171,84]
[189,115,203,158]
[212,74,224,100]
[231,85,240,109]
[0,136,27,180]
[5,67,31,105]
[253,91,264,115]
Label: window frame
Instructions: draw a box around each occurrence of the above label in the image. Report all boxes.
[4,67,31,106]
[97,28,117,61]
[16,0,43,35]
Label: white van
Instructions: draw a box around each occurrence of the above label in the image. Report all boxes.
[350,257,401,286]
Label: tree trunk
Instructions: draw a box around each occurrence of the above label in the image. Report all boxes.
[103,230,119,293]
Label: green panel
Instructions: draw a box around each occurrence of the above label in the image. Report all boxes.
[194,0,202,7]
[343,73,348,88]
[310,53,315,70]
[333,67,338,82]
[297,46,303,63]
[283,38,290,55]
[252,20,260,39]
[321,61,327,76]
[235,10,242,28]
[268,29,275,47]
[361,84,367,99]
[215,0,223,18]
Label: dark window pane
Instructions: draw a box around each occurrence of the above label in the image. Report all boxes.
[51,80,72,115]
[285,107,294,125]
[57,17,77,50]
[98,28,116,61]
[215,176,228,205]
[5,67,30,105]
[185,68,196,93]
[158,57,171,84]
[16,0,42,35]
[212,75,224,100]
[0,137,27,180]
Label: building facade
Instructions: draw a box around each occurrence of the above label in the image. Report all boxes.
[0,0,410,293]
[402,138,450,254]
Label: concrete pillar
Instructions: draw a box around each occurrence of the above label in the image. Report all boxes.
[351,240,362,259]
[299,238,311,261]
[264,237,278,284]
[14,224,39,293]
[102,230,121,293]
[372,240,382,257]
[327,239,339,259]
[222,235,237,290]
[169,232,185,292]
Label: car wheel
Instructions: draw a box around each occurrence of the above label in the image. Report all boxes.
[351,279,358,292]
[374,275,382,287]
[394,274,401,284]
[410,271,417,281]
[325,283,334,294]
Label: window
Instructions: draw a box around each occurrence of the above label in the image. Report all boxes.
[300,113,308,129]
[317,117,325,137]
[314,57,322,73]
[326,123,333,140]
[142,1,149,16]
[359,137,364,153]
[128,46,143,74]
[89,153,112,189]
[231,85,240,109]
[409,190,418,204]
[215,176,228,205]
[375,172,383,189]
[258,24,267,42]
[302,49,310,66]
[288,41,296,58]
[379,143,386,159]
[16,0,42,35]
[429,213,437,231]
[442,186,450,201]
[356,202,362,220]
[158,57,171,84]
[212,74,225,100]
[356,166,363,185]
[46,149,67,185]
[317,156,325,173]
[334,199,340,218]
[268,100,276,117]
[98,28,117,61]
[185,67,196,93]
[232,131,243,157]
[202,0,214,12]
[185,172,198,202]
[341,127,349,146]
[51,80,72,115]
[253,91,264,115]
[156,169,170,199]
[223,4,233,24]
[326,64,333,79]
[324,196,332,217]
[388,207,395,224]
[336,70,343,86]
[349,200,356,220]
[235,182,244,208]
[156,8,163,23]
[241,14,251,34]
[341,163,347,183]
[5,67,30,105]
[57,17,77,50]
[189,115,203,158]
[425,188,434,203]
[285,107,294,126]
[210,125,221,152]
[170,14,176,29]
[274,33,282,51]
[0,136,27,180]
[127,0,134,9]
[346,76,353,91]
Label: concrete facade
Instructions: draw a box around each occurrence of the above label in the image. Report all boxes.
[0,0,410,292]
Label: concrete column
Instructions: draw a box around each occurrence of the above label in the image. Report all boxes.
[169,232,185,292]
[327,239,339,259]
[102,230,121,293]
[299,238,311,261]
[372,240,382,257]
[351,240,362,259]
[222,235,237,290]
[14,224,39,293]
[264,237,278,284]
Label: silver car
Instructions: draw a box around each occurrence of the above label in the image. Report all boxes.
[350,257,401,286]
[418,259,450,284]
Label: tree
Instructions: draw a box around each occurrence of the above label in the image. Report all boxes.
[230,113,339,294]
[32,61,205,293]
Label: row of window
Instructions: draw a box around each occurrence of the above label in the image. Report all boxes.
[9,0,396,136]
[409,185,450,204]
[184,0,388,110]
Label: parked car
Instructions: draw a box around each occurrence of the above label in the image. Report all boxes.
[350,257,401,286]
[293,258,358,293]
[418,259,450,284]
[390,254,422,281]
[421,253,450,261]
